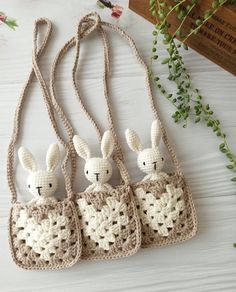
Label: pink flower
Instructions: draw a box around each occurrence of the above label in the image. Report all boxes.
[111,5,123,19]
[0,14,7,23]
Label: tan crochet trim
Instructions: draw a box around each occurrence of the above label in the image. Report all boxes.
[7,18,82,270]
[75,185,141,260]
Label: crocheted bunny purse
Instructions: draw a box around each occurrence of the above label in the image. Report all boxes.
[126,119,197,248]
[49,13,141,261]
[72,131,141,260]
[8,18,81,270]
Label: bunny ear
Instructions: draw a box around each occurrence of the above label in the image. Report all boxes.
[18,147,37,172]
[151,119,162,148]
[101,130,114,159]
[46,144,60,172]
[73,135,91,160]
[125,129,142,153]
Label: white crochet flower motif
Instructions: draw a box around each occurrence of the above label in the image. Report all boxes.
[77,197,129,250]
[16,209,70,260]
[135,184,185,236]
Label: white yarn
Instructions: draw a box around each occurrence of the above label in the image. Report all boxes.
[77,197,129,250]
[27,171,58,201]
[125,120,168,181]
[73,131,114,192]
[135,184,185,236]
[18,144,60,203]
[143,172,169,182]
[16,209,70,260]
[85,182,113,192]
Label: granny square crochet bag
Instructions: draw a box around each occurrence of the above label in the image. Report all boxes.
[7,19,82,270]
[49,13,141,260]
[94,16,198,248]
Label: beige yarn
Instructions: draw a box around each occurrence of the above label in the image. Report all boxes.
[7,18,82,270]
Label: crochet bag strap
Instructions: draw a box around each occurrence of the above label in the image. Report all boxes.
[50,12,131,185]
[97,14,182,176]
[7,18,74,204]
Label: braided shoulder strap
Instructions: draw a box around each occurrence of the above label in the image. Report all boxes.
[7,18,74,204]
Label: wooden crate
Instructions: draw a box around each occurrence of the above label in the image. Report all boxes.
[129,0,236,76]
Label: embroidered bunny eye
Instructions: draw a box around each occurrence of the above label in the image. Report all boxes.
[162,157,164,161]
[86,170,89,174]
[28,184,30,188]
[49,183,52,188]
[106,170,109,174]
[143,162,146,166]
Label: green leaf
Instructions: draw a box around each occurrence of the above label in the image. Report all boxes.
[226,165,234,169]
[5,17,18,30]
[162,58,170,64]
[231,177,236,182]
[219,143,225,149]
[183,43,188,50]
[220,148,227,153]
[195,19,202,26]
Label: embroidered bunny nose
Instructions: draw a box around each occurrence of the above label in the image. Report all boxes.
[36,186,42,196]
[94,173,100,182]
[152,161,157,170]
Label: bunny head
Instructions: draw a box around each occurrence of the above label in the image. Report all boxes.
[125,120,165,176]
[18,144,60,200]
[73,131,114,185]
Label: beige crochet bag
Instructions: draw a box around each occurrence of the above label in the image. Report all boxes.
[50,13,141,260]
[7,18,82,270]
[93,15,197,248]
[60,12,197,249]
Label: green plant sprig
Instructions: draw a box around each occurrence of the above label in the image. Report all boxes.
[182,0,228,43]
[150,0,188,65]
[149,0,236,183]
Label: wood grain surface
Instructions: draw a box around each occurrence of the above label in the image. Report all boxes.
[0,0,236,291]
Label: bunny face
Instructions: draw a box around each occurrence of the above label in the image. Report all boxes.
[84,157,112,184]
[73,131,114,189]
[125,120,165,176]
[27,171,58,198]
[18,144,60,201]
[137,147,164,174]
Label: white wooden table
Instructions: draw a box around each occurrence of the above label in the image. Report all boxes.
[0,1,236,291]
